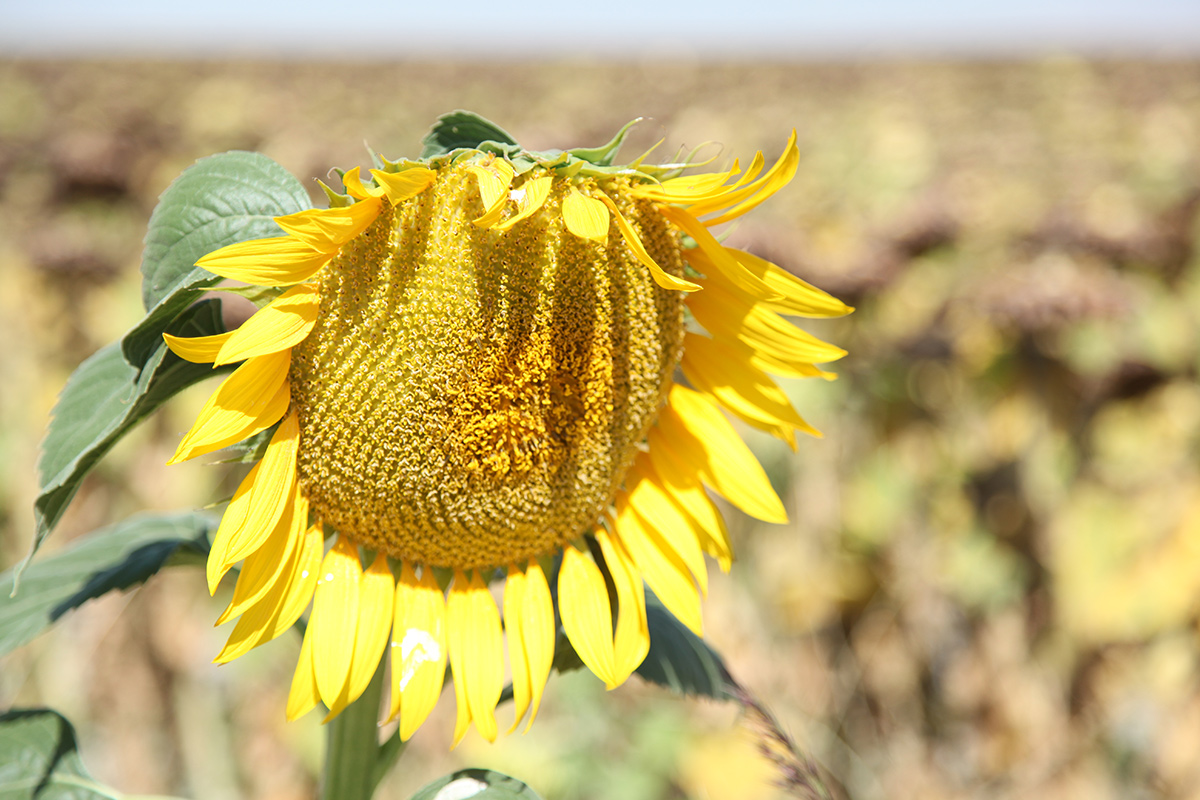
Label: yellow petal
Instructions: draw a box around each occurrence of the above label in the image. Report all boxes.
[205,411,300,591]
[598,194,700,293]
[168,350,291,465]
[286,624,321,721]
[614,500,703,636]
[330,553,394,719]
[197,236,331,286]
[624,466,708,595]
[682,131,798,223]
[390,563,448,741]
[681,333,820,440]
[716,248,851,318]
[595,530,649,684]
[214,283,319,366]
[519,560,554,731]
[309,537,362,710]
[646,439,734,571]
[369,167,437,205]
[163,331,233,364]
[212,517,322,664]
[700,133,799,225]
[274,197,382,252]
[495,176,552,232]
[659,205,780,301]
[625,162,742,203]
[657,386,787,524]
[468,160,516,228]
[341,166,386,200]
[559,545,617,688]
[687,281,847,365]
[447,570,504,746]
[215,487,304,625]
[563,187,609,244]
[503,565,531,732]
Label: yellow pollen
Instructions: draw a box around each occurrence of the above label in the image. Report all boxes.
[288,166,686,568]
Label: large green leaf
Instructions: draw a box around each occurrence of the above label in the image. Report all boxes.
[635,590,733,700]
[410,769,542,800]
[25,301,228,584]
[420,111,518,159]
[126,150,309,367]
[1,512,216,658]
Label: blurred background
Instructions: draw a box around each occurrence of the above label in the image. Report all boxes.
[4,3,1200,799]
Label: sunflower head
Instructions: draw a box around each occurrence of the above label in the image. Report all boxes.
[166,112,850,745]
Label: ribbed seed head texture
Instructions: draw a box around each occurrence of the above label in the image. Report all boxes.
[289,165,686,568]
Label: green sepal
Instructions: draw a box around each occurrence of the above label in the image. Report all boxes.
[208,283,287,309]
[410,769,543,800]
[568,117,643,166]
[1,511,216,658]
[420,110,519,159]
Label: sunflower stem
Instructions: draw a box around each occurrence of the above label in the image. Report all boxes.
[321,659,387,800]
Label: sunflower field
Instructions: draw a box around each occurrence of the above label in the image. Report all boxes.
[3,58,1200,800]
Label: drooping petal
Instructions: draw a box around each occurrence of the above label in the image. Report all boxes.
[503,565,531,731]
[698,132,800,225]
[687,281,847,365]
[286,624,321,721]
[495,176,552,232]
[163,331,233,364]
[559,545,617,688]
[205,410,299,591]
[468,160,516,228]
[595,529,650,684]
[446,570,504,746]
[168,350,291,465]
[681,332,820,441]
[614,500,704,636]
[274,197,383,252]
[369,167,437,205]
[309,537,362,710]
[213,518,322,664]
[390,563,448,742]
[519,560,554,731]
[215,487,304,625]
[624,465,709,595]
[341,166,386,200]
[328,553,394,719]
[197,236,331,286]
[646,439,734,571]
[656,386,788,524]
[214,283,320,366]
[698,247,852,318]
[563,187,609,244]
[659,205,780,301]
[599,193,700,293]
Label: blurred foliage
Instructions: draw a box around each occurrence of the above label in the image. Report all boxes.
[2,58,1200,800]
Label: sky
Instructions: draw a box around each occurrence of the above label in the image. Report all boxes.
[3,0,1200,58]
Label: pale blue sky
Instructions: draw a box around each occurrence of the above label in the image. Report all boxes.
[3,0,1199,58]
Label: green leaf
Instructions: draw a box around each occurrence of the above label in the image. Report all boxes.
[635,590,733,700]
[410,769,543,800]
[1,512,216,658]
[0,708,101,799]
[126,150,310,367]
[26,301,229,585]
[420,111,519,159]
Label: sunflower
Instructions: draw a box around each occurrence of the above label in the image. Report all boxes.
[165,118,849,746]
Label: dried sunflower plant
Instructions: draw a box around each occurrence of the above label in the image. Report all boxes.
[2,112,848,799]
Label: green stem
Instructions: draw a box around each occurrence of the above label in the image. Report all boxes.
[320,660,386,800]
